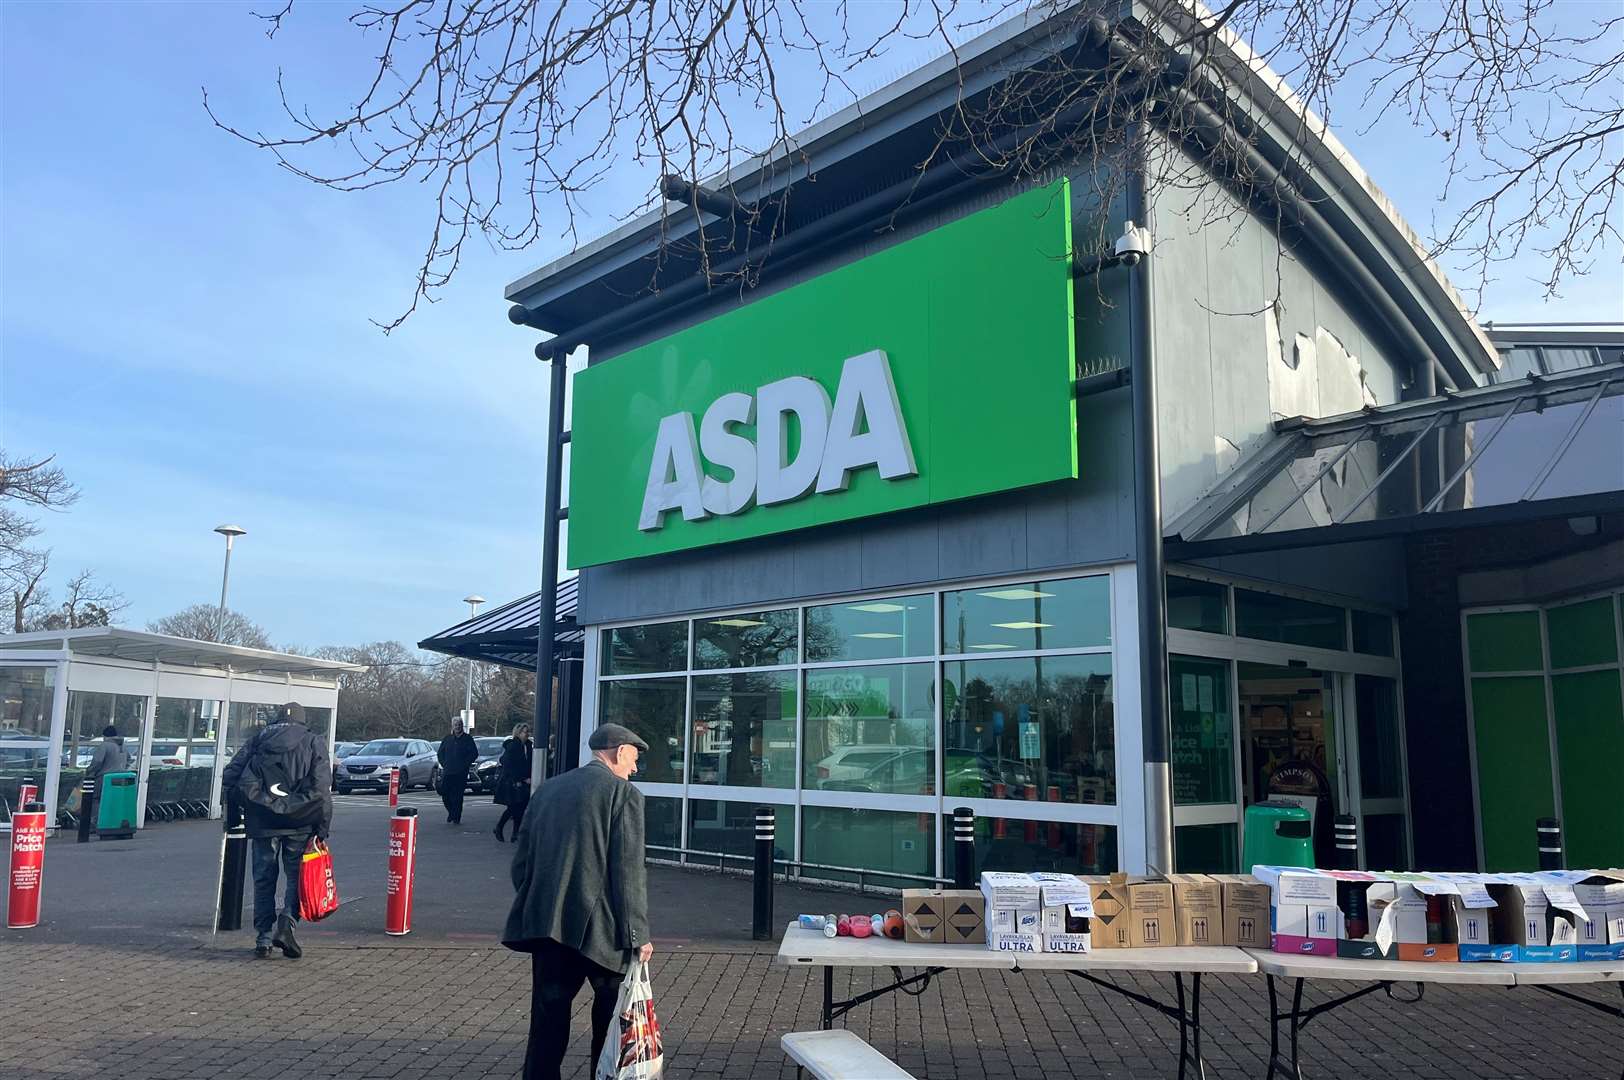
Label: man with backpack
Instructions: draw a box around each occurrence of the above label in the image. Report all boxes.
[221,702,333,959]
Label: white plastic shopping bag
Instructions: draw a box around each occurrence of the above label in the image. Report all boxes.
[594,958,664,1080]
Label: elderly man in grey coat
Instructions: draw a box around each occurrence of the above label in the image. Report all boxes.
[503,723,652,1080]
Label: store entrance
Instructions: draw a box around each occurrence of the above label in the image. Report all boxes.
[1238,662,1339,867]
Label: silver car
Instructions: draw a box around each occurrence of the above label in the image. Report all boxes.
[335,738,439,794]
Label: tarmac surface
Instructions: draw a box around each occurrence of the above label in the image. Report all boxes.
[3,792,1621,1078]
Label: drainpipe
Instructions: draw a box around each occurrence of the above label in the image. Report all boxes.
[532,348,570,789]
[1128,124,1175,878]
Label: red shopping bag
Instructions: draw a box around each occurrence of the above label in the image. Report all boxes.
[299,838,340,921]
[594,960,664,1080]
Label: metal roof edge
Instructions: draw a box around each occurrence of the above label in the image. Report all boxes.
[0,627,366,673]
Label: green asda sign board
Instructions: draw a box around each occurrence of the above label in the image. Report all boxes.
[567,179,1077,568]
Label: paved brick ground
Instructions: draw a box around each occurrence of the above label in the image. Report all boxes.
[2,797,1620,1078]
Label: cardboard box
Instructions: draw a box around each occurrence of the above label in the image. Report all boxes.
[987,932,1042,954]
[1037,874,1093,940]
[1127,879,1176,948]
[903,888,990,945]
[1253,866,1338,955]
[1043,933,1091,953]
[1082,874,1132,949]
[986,906,1041,935]
[979,871,1041,908]
[1481,874,1575,962]
[1215,874,1271,948]
[1167,874,1222,947]
[1569,871,1624,961]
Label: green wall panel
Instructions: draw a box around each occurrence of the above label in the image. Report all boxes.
[567,181,1077,567]
[1471,675,1554,872]
[1546,597,1619,670]
[1466,611,1543,673]
[1552,669,1624,868]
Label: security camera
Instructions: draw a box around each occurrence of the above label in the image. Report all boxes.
[1115,221,1153,265]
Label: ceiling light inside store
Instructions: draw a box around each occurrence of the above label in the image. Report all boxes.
[992,621,1051,630]
[978,588,1055,601]
[711,618,764,628]
[969,643,1016,650]
[854,632,903,639]
[850,602,907,613]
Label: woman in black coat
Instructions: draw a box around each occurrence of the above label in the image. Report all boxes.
[493,723,534,842]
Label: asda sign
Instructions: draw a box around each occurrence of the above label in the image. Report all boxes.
[568,180,1078,568]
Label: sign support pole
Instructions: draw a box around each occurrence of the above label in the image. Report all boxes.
[533,344,570,789]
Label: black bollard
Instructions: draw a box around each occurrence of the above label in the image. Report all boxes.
[1332,814,1358,870]
[77,778,97,843]
[1536,817,1563,871]
[752,806,775,942]
[953,806,976,888]
[215,799,249,933]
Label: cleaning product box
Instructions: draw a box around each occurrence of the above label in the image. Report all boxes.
[987,931,1042,953]
[1081,874,1132,949]
[980,872,1039,951]
[902,889,946,944]
[1568,870,1624,961]
[1367,880,1427,958]
[1127,878,1176,947]
[1537,873,1586,958]
[1215,874,1271,948]
[1167,874,1223,947]
[1322,871,1386,960]
[986,906,1042,936]
[1035,873,1092,953]
[1488,873,1574,962]
[1253,865,1339,956]
[1404,876,1497,962]
[939,889,987,945]
[979,871,1041,907]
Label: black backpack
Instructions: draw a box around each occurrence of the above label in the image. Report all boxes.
[235,728,324,828]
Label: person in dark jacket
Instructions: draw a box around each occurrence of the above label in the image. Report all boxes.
[84,725,130,783]
[437,717,478,824]
[504,724,651,1080]
[493,723,533,843]
[220,703,332,959]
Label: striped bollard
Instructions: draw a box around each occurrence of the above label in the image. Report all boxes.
[752,806,775,942]
[1536,817,1563,871]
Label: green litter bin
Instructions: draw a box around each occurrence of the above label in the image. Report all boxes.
[1243,799,1314,872]
[96,771,139,839]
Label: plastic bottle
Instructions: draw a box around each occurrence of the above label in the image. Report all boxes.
[1425,895,1444,944]
[851,915,873,938]
[1342,884,1368,940]
[836,915,852,937]
[797,914,827,932]
[822,913,839,939]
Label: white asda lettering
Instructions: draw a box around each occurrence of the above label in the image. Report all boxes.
[639,349,917,532]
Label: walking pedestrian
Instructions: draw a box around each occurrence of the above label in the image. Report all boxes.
[220,702,332,959]
[493,723,533,843]
[436,717,478,824]
[84,725,130,784]
[504,724,651,1080]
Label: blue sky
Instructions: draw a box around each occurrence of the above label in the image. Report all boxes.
[3,2,1618,650]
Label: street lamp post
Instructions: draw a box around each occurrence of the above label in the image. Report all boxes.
[463,594,485,729]
[213,525,247,642]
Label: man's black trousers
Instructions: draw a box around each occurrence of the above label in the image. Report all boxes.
[524,940,622,1080]
[439,769,468,822]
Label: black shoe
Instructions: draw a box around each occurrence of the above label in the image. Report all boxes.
[273,914,302,960]
[493,827,505,842]
[510,832,519,844]
[253,945,271,959]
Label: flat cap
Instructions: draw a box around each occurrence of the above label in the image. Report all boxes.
[588,723,649,753]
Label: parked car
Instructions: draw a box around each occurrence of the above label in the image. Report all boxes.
[335,738,439,794]
[331,741,364,791]
[469,737,505,793]
[812,745,927,786]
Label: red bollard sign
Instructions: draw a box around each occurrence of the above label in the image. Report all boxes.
[385,807,418,936]
[388,766,400,808]
[8,809,48,929]
[18,782,38,810]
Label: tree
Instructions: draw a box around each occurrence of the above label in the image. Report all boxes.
[211,0,1621,325]
[2,452,79,632]
[149,603,274,649]
[33,570,129,631]
[8,550,50,634]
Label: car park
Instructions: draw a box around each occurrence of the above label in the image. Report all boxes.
[335,738,438,794]
[331,741,364,790]
[469,737,505,793]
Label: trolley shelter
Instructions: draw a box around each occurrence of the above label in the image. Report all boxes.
[0,628,360,830]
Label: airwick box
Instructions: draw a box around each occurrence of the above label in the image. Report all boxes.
[902,889,986,944]
[1167,875,1222,947]
[1252,866,1338,956]
[1215,875,1271,948]
[1036,873,1092,953]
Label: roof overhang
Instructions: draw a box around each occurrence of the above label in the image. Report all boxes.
[418,578,583,670]
[0,628,364,678]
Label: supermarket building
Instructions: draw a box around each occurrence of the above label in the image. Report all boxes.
[483,4,1624,883]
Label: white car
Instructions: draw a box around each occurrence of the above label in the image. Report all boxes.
[813,744,927,786]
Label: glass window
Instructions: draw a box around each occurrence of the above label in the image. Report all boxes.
[947,815,1116,876]
[804,665,933,794]
[226,703,279,765]
[0,667,55,815]
[1168,576,1227,634]
[1355,675,1404,801]
[1234,589,1346,651]
[1546,597,1618,670]
[155,698,223,766]
[804,594,933,662]
[687,799,792,863]
[601,621,689,675]
[644,795,681,852]
[694,608,798,669]
[1170,656,1234,805]
[1465,610,1543,673]
[803,806,933,884]
[942,575,1109,654]
[599,677,686,784]
[691,672,795,789]
[1175,823,1238,874]
[1351,610,1394,657]
[942,654,1114,805]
